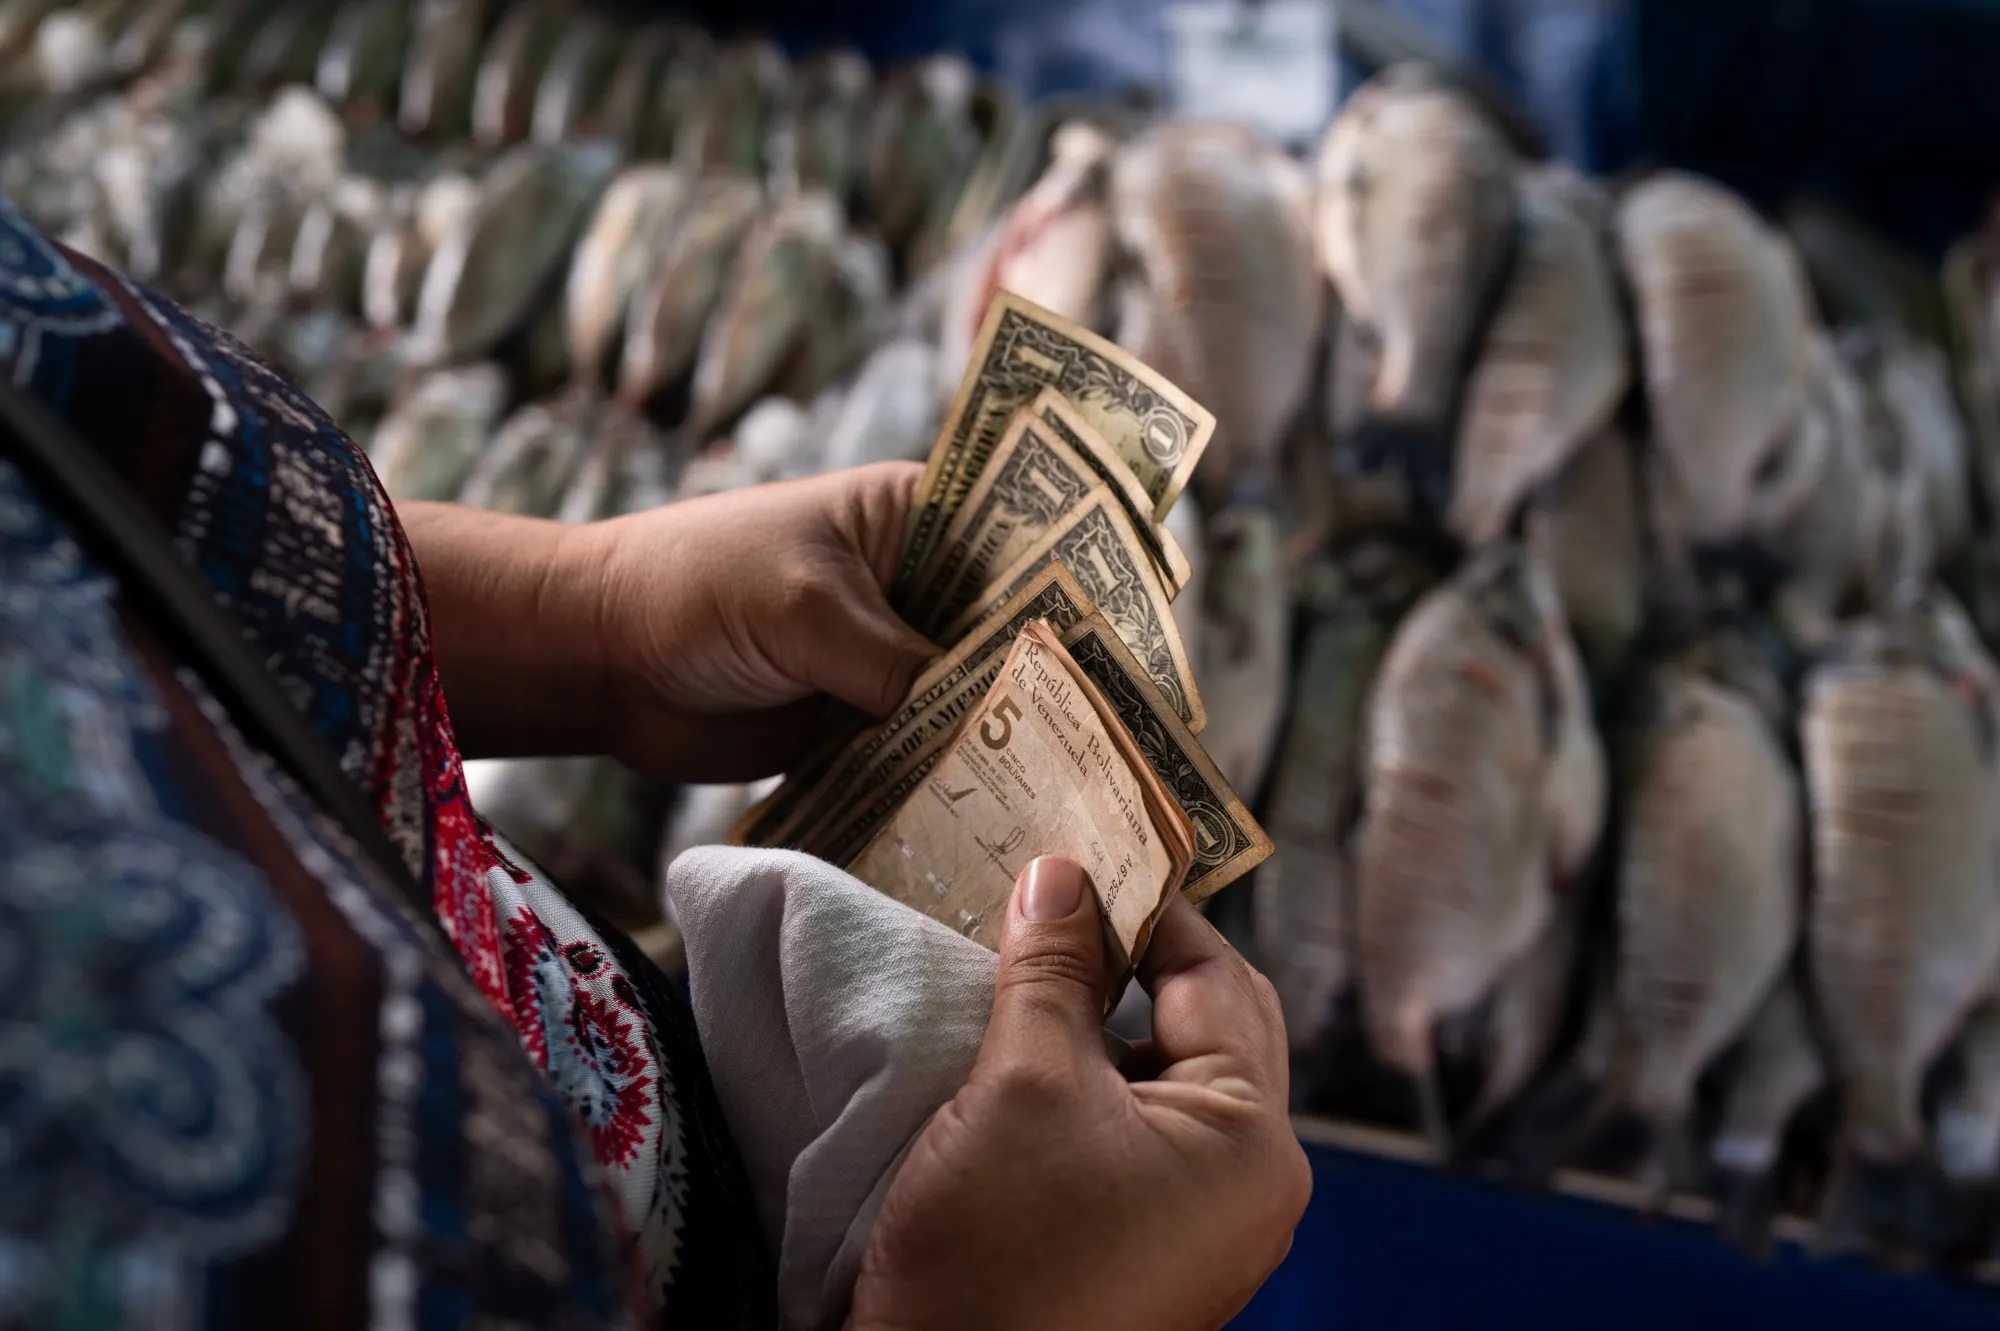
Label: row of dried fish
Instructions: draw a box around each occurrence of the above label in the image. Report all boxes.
[1188,63,2000,1272]
[1,0,999,245]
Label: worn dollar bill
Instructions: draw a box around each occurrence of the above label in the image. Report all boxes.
[738,562,1100,850]
[940,489,1206,733]
[1058,614,1273,902]
[906,408,1104,635]
[894,290,1214,604]
[847,620,1193,971]
[1030,389,1192,593]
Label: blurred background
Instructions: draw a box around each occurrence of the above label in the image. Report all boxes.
[9,0,2000,1326]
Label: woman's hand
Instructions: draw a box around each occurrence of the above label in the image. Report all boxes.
[850,859,1312,1331]
[403,462,938,780]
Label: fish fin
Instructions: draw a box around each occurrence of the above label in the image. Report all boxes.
[1714,1167,1781,1262]
[1335,414,1453,521]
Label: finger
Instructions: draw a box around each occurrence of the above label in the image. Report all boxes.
[794,572,939,717]
[827,460,925,587]
[979,857,1114,1075]
[1139,896,1288,1088]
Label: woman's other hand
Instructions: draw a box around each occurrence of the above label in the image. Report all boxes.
[850,859,1312,1331]
[406,462,937,779]
[584,460,937,774]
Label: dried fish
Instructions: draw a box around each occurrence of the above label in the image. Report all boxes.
[1461,905,1579,1137]
[617,176,764,409]
[777,230,891,404]
[288,177,381,315]
[1254,604,1388,1052]
[730,396,813,486]
[1752,332,1872,626]
[820,338,939,470]
[973,121,1115,345]
[1198,505,1291,793]
[1613,649,1801,1197]
[678,37,787,179]
[1356,542,1605,1150]
[411,141,620,364]
[564,165,688,391]
[368,362,509,502]
[597,24,675,154]
[459,397,595,517]
[398,0,487,141]
[1805,592,2000,1249]
[1847,326,1973,573]
[530,13,619,144]
[316,0,408,117]
[685,188,843,438]
[1451,164,1627,547]
[1112,121,1321,495]
[784,48,872,207]
[470,0,562,147]
[866,54,980,254]
[1526,425,1646,677]
[1936,1003,2000,1191]
[1710,977,1827,1258]
[1313,63,1518,516]
[1616,171,1813,549]
[362,170,476,331]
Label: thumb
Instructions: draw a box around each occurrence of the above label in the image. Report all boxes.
[980,857,1113,1073]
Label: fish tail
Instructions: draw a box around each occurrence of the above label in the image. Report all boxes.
[1414,1058,1454,1164]
[1334,414,1453,520]
[1714,1167,1781,1262]
[1632,1111,1698,1215]
[1499,1062,1610,1189]
[1914,1178,1999,1269]
[1815,1150,1934,1263]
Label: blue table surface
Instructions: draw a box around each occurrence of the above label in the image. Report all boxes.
[1228,1138,2000,1331]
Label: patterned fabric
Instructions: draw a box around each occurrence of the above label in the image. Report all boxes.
[0,197,774,1328]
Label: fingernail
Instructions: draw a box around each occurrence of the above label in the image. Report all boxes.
[1020,857,1085,921]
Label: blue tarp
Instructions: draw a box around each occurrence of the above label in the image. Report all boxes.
[1230,1140,2000,1330]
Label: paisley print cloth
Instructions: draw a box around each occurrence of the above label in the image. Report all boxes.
[0,197,774,1328]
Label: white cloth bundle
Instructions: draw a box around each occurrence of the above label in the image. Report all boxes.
[665,845,997,1331]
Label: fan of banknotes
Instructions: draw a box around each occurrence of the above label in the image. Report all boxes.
[733,291,1274,975]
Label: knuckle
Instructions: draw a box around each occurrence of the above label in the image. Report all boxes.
[1000,934,1105,997]
[1246,968,1289,1034]
[986,1061,1071,1115]
[1277,1137,1314,1220]
[773,557,832,617]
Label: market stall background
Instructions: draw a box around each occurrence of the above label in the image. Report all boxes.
[11,0,2000,1326]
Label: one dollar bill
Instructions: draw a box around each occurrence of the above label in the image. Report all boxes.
[894,290,1214,605]
[940,489,1206,733]
[1058,613,1274,902]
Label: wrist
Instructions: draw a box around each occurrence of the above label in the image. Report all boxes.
[404,500,618,759]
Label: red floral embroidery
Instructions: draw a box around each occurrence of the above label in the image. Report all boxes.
[565,988,656,1169]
